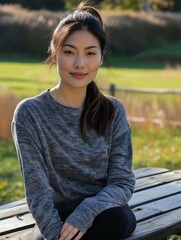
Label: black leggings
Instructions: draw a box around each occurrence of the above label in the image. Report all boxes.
[32,205,136,240]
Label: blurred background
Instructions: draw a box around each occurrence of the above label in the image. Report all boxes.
[0,0,181,220]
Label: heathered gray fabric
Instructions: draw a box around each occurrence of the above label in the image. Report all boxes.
[12,90,135,240]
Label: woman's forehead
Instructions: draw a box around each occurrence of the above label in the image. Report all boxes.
[63,30,100,48]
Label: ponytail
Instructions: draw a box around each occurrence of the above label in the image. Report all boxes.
[80,81,114,141]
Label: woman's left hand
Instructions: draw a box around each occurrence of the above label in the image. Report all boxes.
[59,222,84,240]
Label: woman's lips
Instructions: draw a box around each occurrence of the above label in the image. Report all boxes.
[70,72,88,79]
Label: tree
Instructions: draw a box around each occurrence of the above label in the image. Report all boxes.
[100,0,142,10]
[143,0,151,11]
[173,0,181,11]
[0,0,65,10]
[150,0,174,11]
[64,0,103,10]
[100,0,175,11]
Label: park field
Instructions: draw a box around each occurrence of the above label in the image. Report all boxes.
[0,55,181,138]
[0,57,181,97]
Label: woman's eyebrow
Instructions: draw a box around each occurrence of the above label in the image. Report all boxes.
[62,44,98,49]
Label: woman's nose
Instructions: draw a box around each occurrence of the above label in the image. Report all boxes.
[74,54,85,69]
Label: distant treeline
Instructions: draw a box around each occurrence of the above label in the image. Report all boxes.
[0,0,181,11]
[0,4,181,57]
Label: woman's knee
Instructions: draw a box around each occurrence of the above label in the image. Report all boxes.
[82,205,136,240]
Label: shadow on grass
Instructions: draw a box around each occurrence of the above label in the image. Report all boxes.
[0,53,46,64]
[104,54,181,69]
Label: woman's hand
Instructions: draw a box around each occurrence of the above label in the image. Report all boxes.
[59,222,84,240]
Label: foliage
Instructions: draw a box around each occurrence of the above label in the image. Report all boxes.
[167,235,181,240]
[0,0,65,10]
[0,0,179,11]
[151,0,174,11]
[0,140,24,204]
[100,0,142,10]
[100,0,174,11]
[1,5,181,56]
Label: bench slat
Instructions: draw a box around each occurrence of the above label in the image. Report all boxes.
[0,228,32,240]
[129,180,181,207]
[0,199,26,211]
[134,167,169,179]
[0,213,35,236]
[133,193,181,222]
[135,170,181,191]
[126,208,181,240]
[0,204,29,220]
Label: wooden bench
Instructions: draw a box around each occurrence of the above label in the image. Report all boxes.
[0,167,181,240]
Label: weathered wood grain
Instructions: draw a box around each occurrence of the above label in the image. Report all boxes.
[0,199,26,211]
[129,180,181,207]
[133,193,181,222]
[0,204,29,220]
[0,213,35,236]
[126,208,181,240]
[135,170,181,191]
[0,228,33,240]
[134,167,169,179]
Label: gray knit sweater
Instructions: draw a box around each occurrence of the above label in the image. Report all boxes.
[12,90,135,240]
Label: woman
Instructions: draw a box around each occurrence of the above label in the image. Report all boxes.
[12,2,136,240]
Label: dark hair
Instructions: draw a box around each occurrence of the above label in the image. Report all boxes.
[47,1,114,141]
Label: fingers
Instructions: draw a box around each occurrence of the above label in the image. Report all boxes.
[59,222,84,240]
[60,222,70,235]
[74,231,84,240]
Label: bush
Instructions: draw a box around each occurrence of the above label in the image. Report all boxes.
[0,4,181,55]
[0,4,65,56]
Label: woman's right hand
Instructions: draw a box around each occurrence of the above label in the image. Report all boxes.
[59,222,84,240]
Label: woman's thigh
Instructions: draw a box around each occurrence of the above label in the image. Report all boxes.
[32,205,136,240]
[81,205,136,240]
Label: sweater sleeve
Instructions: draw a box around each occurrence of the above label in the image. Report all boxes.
[12,122,62,240]
[65,100,135,233]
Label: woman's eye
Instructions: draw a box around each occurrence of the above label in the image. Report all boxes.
[87,52,96,56]
[64,50,74,55]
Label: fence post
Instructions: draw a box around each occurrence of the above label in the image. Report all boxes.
[109,84,116,96]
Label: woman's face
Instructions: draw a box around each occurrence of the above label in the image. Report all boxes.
[56,30,103,90]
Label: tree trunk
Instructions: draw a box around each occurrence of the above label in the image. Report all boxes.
[143,0,151,11]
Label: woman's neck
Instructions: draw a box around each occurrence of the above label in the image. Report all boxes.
[49,83,86,109]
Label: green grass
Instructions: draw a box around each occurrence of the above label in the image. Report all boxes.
[132,127,181,170]
[0,141,24,204]
[98,67,181,89]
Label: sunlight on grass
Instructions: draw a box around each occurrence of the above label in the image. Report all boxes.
[132,127,181,170]
[0,61,181,98]
[97,68,181,89]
